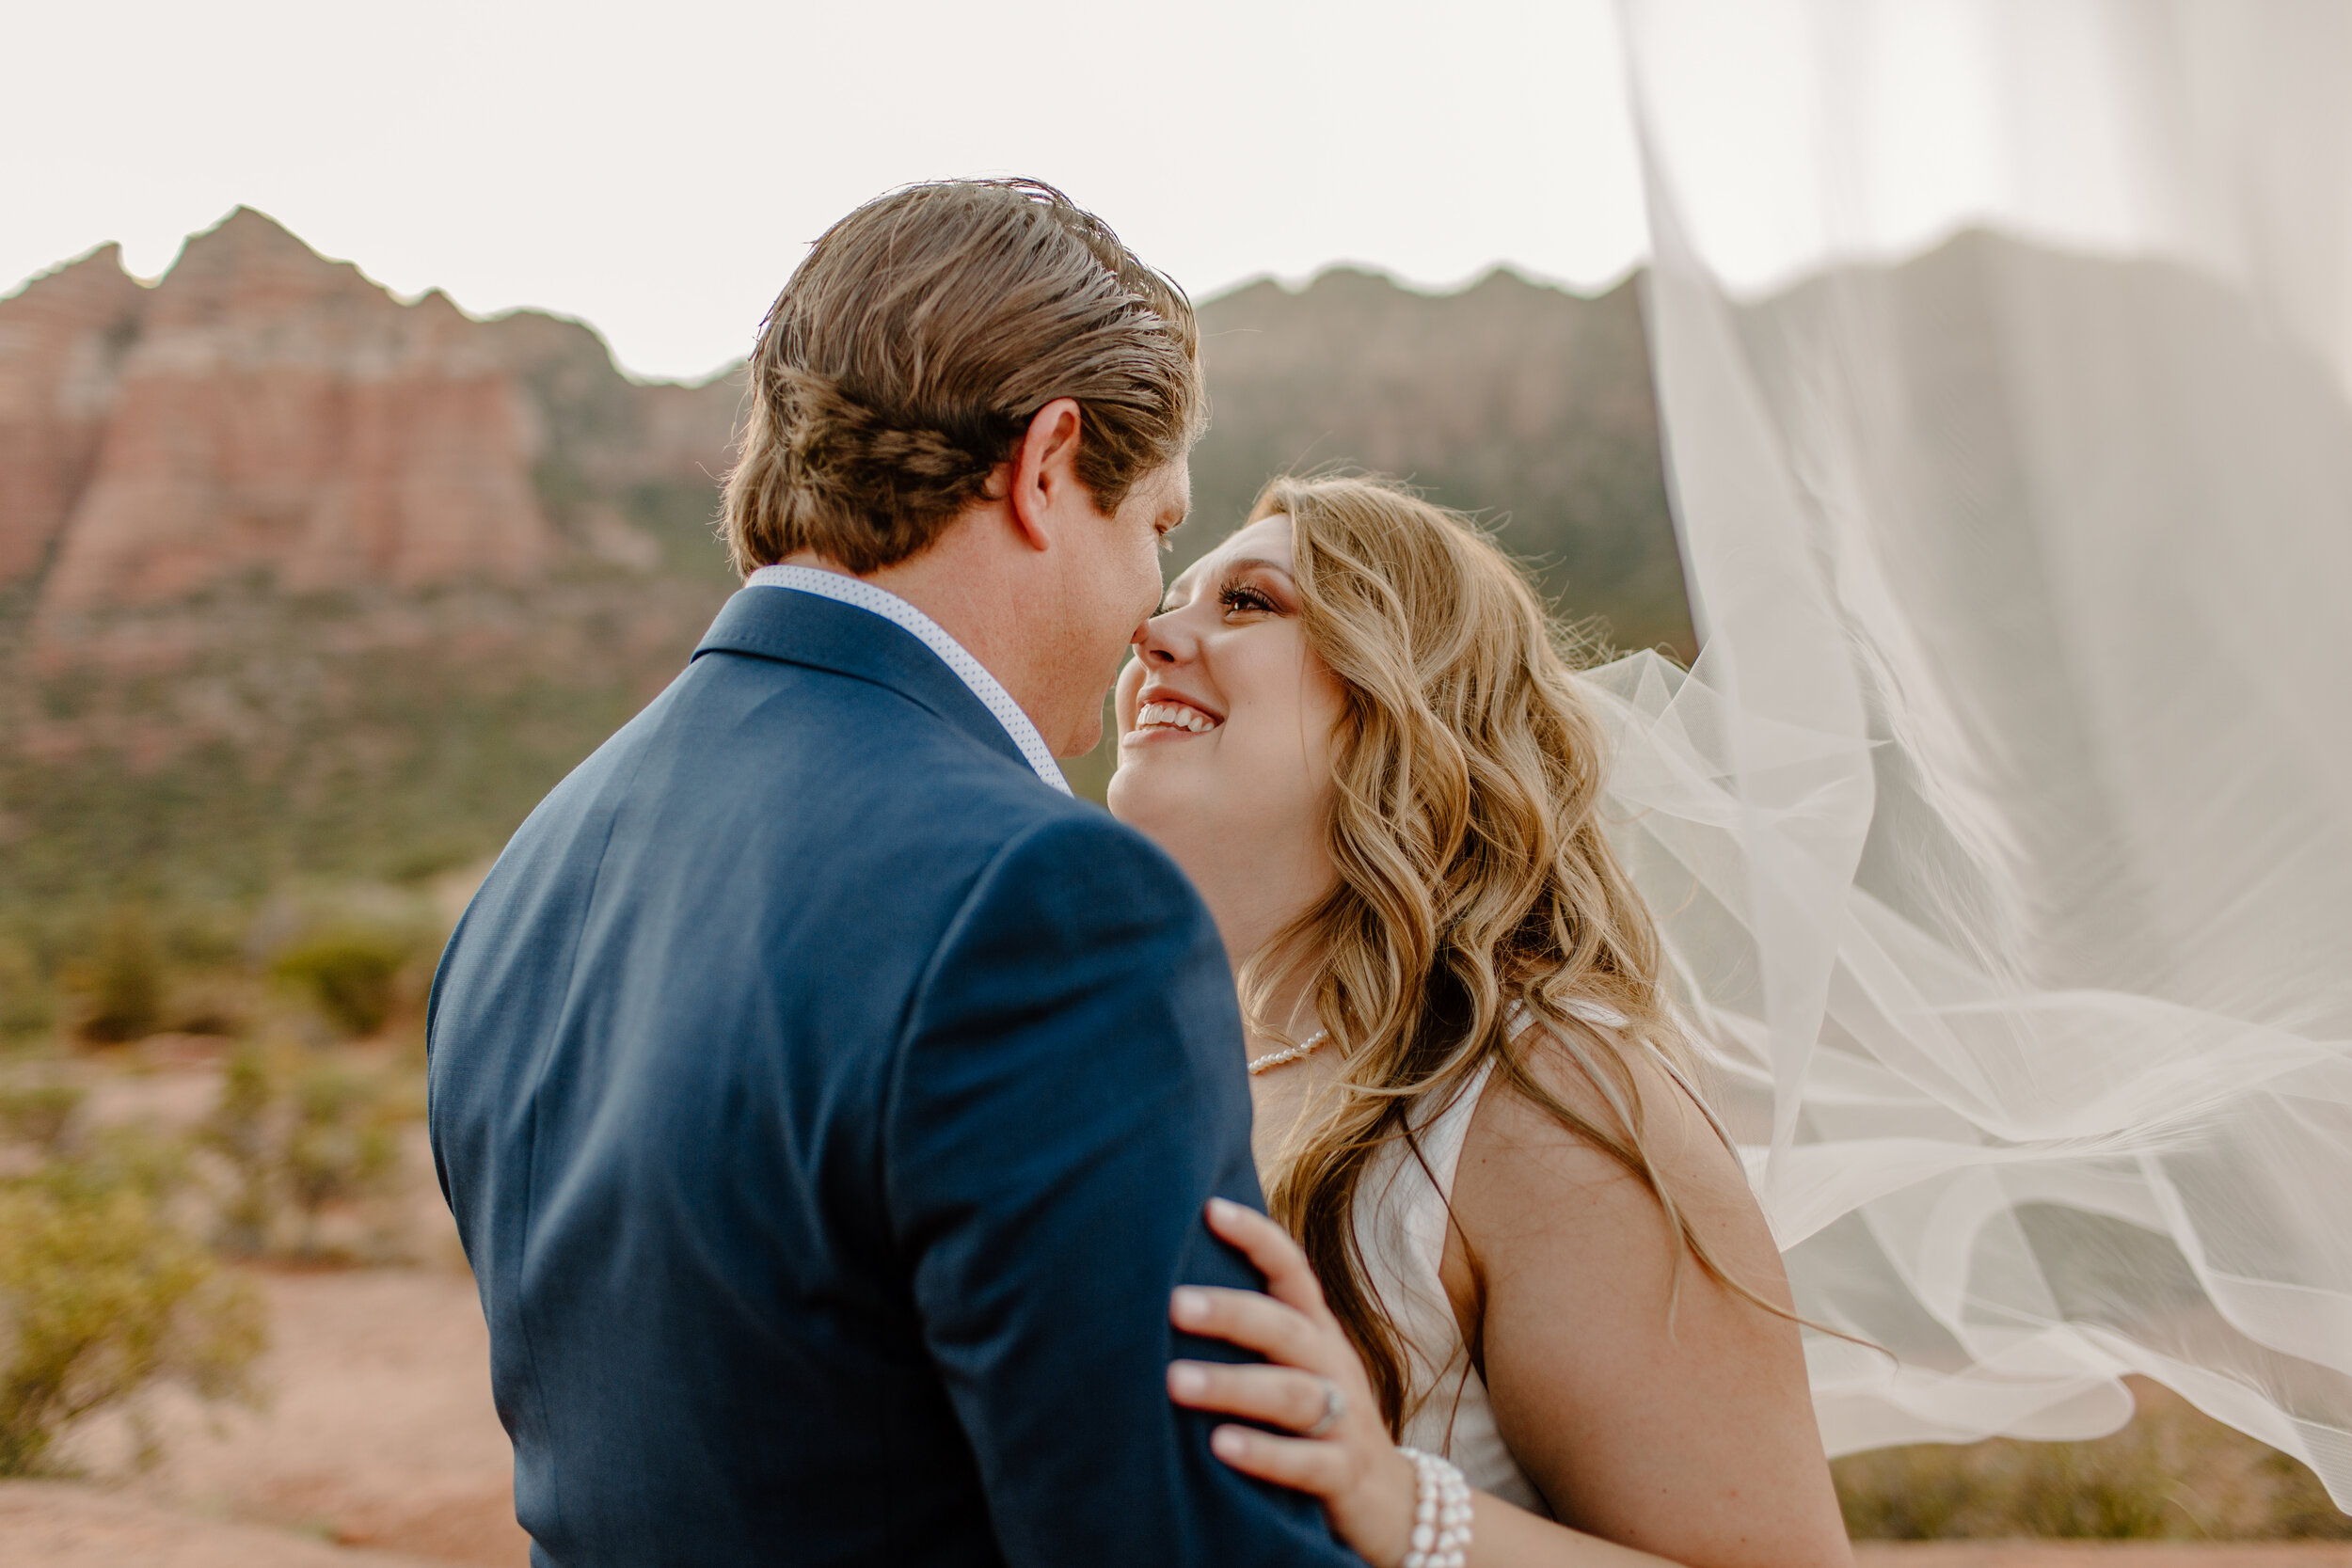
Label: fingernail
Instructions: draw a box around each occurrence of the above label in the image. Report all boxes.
[1207,1196,1242,1222]
[1171,1288,1209,1324]
[1212,1426,1248,1458]
[1168,1362,1208,1397]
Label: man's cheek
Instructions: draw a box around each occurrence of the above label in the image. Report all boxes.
[1114,658,1143,729]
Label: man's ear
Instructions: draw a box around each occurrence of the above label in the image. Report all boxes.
[1006,398,1086,553]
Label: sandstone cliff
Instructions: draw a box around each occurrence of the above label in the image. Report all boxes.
[0,243,147,586]
[4,209,738,624]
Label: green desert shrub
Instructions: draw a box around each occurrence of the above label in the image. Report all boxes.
[384,837,479,885]
[0,1132,265,1476]
[158,971,254,1039]
[200,1042,413,1260]
[270,926,419,1037]
[0,942,56,1041]
[72,908,166,1044]
[283,1064,405,1248]
[0,1082,87,1155]
[202,1045,279,1258]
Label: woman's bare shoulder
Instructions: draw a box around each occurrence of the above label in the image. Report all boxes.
[1446,1017,1849,1565]
[1454,1018,1756,1252]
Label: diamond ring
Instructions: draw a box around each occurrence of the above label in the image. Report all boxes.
[1304,1377,1345,1438]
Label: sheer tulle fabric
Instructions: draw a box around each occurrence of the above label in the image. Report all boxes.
[1607,0,2352,1502]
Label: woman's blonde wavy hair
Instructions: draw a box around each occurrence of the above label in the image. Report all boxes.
[1243,475,1777,1433]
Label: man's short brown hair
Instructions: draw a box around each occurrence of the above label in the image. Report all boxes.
[722,179,1203,576]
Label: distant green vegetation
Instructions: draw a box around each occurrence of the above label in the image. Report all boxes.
[1835,1379,2352,1541]
[1186,269,1692,659]
[1,603,674,910]
[202,1039,420,1261]
[0,921,429,1472]
[0,676,644,996]
[0,1093,266,1476]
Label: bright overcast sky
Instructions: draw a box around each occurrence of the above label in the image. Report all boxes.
[4,0,1648,383]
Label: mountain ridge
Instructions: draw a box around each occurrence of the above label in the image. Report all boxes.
[0,209,1684,914]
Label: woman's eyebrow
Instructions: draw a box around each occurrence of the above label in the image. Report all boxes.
[1219,557,1295,581]
[1166,554,1295,605]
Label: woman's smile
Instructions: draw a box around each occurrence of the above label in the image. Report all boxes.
[1127,691,1225,741]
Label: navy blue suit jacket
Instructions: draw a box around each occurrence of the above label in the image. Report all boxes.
[427,587,1356,1567]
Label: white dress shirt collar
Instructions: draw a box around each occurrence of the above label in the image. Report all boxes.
[743,564,1072,796]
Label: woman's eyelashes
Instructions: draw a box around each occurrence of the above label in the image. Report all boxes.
[1216,578,1280,617]
[1154,570,1284,621]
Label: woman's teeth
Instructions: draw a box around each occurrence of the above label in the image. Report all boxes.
[1136,701,1219,734]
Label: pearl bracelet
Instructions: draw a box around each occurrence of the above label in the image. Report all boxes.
[1395,1446,1473,1568]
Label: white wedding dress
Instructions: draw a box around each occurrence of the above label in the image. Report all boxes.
[1352,1000,1736,1512]
[1352,1048,1546,1512]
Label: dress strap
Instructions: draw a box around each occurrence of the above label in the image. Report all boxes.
[1504,999,1739,1157]
[1412,1055,1499,1208]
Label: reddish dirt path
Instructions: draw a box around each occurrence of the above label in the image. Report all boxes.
[0,1482,447,1568]
[43,1264,526,1566]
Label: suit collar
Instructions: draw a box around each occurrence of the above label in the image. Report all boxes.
[691,587,1034,776]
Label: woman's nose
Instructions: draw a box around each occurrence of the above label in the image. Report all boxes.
[1134,610,1189,666]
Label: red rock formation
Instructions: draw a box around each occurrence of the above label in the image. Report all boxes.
[0,244,146,584]
[40,210,563,610]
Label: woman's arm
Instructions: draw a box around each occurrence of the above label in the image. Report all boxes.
[1448,1047,1854,1567]
[1169,1200,1694,1567]
[1167,1043,1855,1567]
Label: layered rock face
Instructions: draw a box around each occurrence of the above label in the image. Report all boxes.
[0,243,147,585]
[3,209,738,622]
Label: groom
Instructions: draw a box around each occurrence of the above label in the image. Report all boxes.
[427,181,1354,1566]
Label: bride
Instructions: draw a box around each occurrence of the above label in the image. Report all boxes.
[1109,475,1854,1568]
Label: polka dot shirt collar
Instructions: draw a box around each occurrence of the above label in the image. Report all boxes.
[744,564,1072,796]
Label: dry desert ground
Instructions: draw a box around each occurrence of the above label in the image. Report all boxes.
[2,1061,2347,1567]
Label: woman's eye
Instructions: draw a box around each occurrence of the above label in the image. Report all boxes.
[1217,583,1278,616]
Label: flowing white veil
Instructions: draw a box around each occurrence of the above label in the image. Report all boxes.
[1589,0,2352,1503]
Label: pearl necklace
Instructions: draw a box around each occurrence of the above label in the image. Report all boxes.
[1248,1030,1328,1076]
